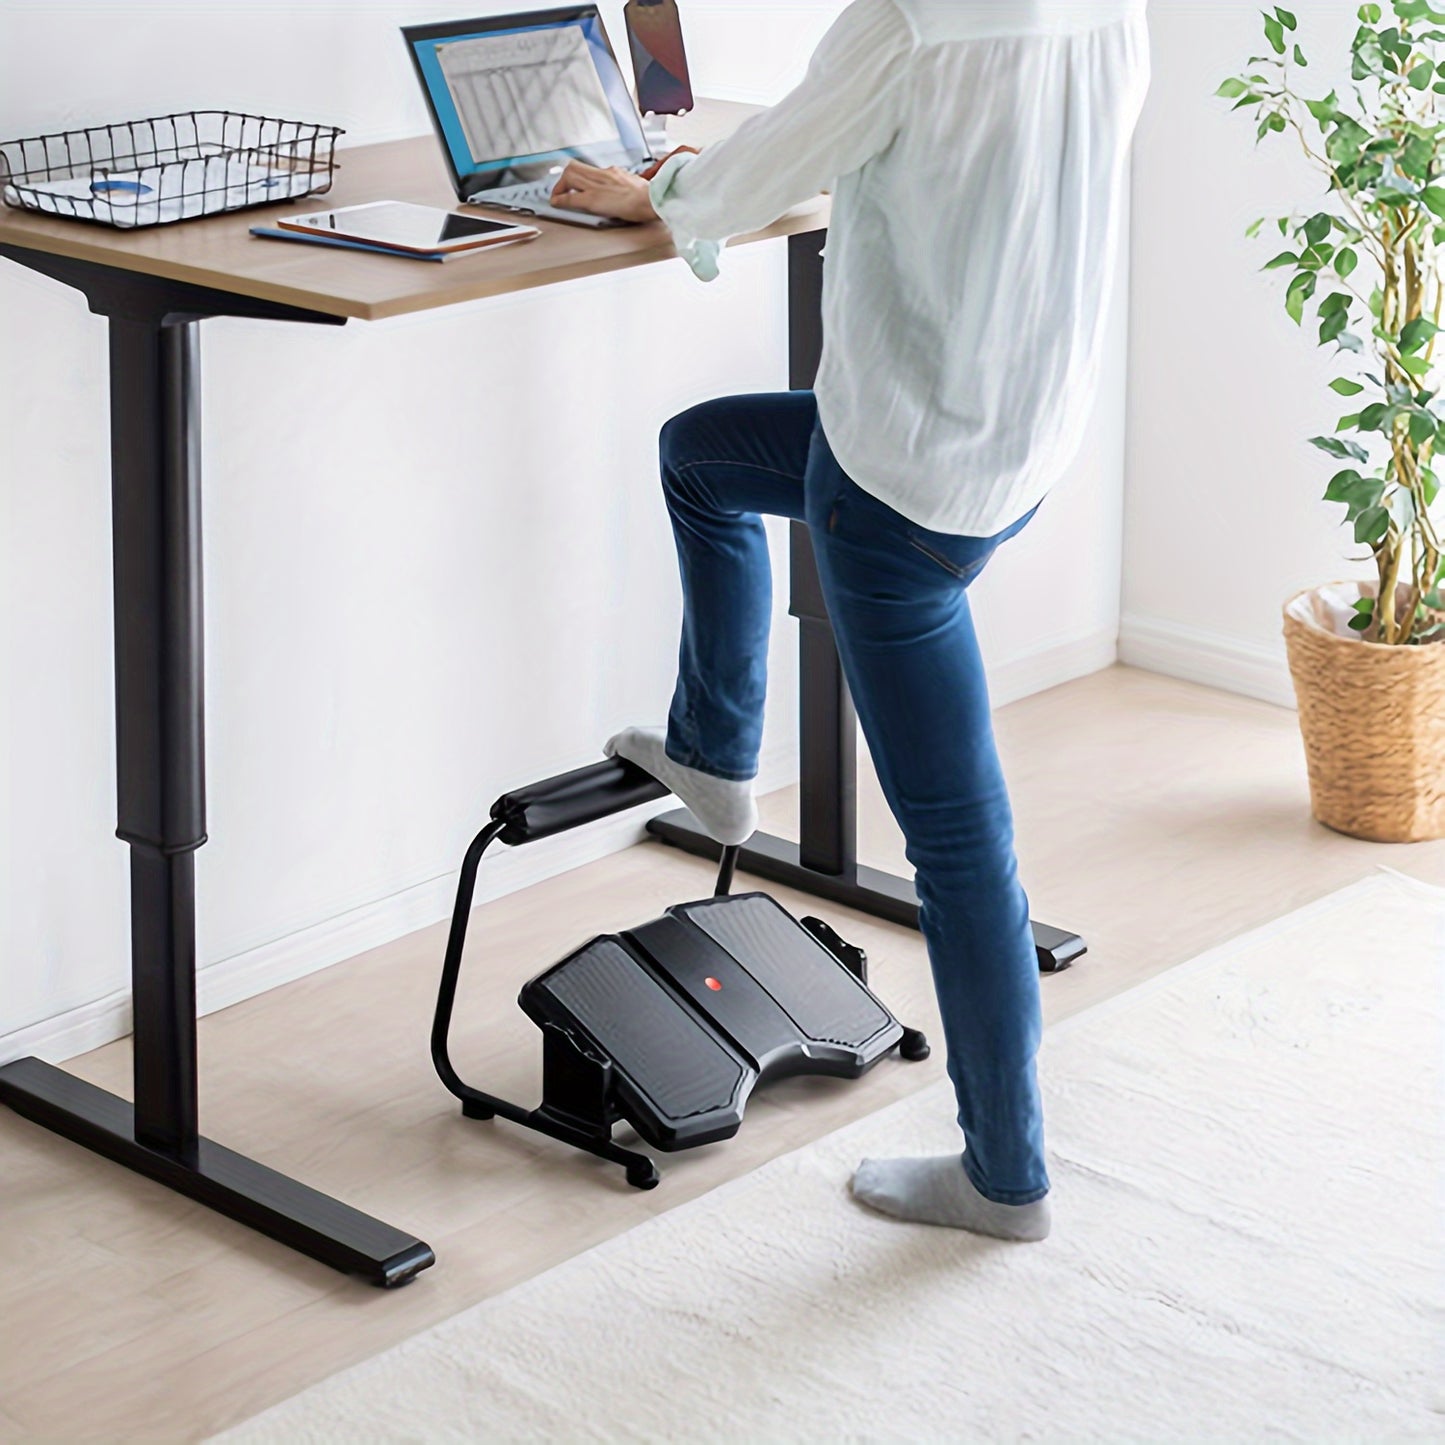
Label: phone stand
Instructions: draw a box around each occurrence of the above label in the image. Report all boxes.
[643,114,671,157]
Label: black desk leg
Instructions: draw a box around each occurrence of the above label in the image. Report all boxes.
[0,249,435,1286]
[649,229,1086,974]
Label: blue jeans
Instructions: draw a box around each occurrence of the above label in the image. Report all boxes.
[659,392,1047,1205]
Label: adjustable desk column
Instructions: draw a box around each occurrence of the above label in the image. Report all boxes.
[0,250,434,1287]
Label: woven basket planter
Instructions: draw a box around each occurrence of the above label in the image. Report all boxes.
[1284,584,1445,843]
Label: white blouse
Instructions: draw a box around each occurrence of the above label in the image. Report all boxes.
[649,0,1151,537]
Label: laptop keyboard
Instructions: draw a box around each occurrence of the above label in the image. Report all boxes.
[496,181,555,206]
[477,164,652,214]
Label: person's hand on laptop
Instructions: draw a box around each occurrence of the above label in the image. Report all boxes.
[550,148,699,223]
[550,162,657,223]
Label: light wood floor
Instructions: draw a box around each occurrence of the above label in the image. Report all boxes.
[2,666,1441,1442]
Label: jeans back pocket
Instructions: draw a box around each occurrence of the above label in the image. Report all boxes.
[906,533,992,585]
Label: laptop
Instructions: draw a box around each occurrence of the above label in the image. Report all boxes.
[403,6,656,229]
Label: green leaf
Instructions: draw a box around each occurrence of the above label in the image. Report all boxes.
[1396,0,1445,21]
[1304,212,1333,246]
[1345,480,1386,519]
[1328,115,1371,164]
[1348,611,1374,631]
[1405,316,1440,355]
[1399,352,1434,375]
[1311,434,1370,460]
[1338,412,1363,429]
[1245,216,1268,238]
[1217,77,1251,98]
[1331,377,1366,395]
[1420,186,1445,219]
[1359,3,1382,21]
[1264,250,1300,269]
[1401,316,1440,353]
[1402,134,1435,180]
[1264,15,1287,52]
[1355,504,1391,544]
[1410,58,1436,86]
[1335,247,1359,277]
[1320,310,1350,343]
[1286,270,1317,323]
[1409,411,1437,445]
[1358,401,1390,430]
[1275,6,1298,28]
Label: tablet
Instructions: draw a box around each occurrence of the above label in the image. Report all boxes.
[276,201,539,255]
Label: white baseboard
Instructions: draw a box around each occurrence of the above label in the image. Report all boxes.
[1119,613,1296,709]
[2,629,1120,1070]
[986,625,1119,708]
[0,992,136,1071]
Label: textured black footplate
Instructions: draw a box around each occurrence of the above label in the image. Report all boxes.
[674,894,895,1050]
[521,937,752,1148]
[519,892,903,1152]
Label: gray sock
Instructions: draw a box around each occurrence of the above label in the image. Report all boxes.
[605,726,758,847]
[851,1155,1051,1242]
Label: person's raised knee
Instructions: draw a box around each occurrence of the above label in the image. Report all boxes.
[659,406,704,477]
[659,398,735,481]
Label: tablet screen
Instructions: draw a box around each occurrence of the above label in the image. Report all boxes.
[290,202,519,250]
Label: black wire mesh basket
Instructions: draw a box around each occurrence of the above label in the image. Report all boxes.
[0,112,343,230]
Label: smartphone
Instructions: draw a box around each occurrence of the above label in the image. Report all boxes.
[624,0,694,117]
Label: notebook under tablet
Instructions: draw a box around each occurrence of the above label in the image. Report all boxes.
[403,6,656,230]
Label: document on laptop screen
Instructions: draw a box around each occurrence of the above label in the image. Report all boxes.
[437,25,619,166]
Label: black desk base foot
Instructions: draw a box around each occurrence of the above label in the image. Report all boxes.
[647,808,1087,974]
[0,1057,434,1288]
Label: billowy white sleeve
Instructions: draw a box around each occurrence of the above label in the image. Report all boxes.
[648,0,915,281]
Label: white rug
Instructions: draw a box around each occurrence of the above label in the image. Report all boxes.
[221,873,1445,1443]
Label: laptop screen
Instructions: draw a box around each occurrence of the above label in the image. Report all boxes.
[405,8,650,194]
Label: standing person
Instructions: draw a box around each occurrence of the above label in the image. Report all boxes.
[552,0,1150,1241]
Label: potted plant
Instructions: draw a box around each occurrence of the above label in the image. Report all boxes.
[1219,1,1445,842]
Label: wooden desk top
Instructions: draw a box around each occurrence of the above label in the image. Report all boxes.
[0,100,826,322]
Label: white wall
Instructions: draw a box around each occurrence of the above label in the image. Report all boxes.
[0,1,1127,1059]
[1122,1,1373,705]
